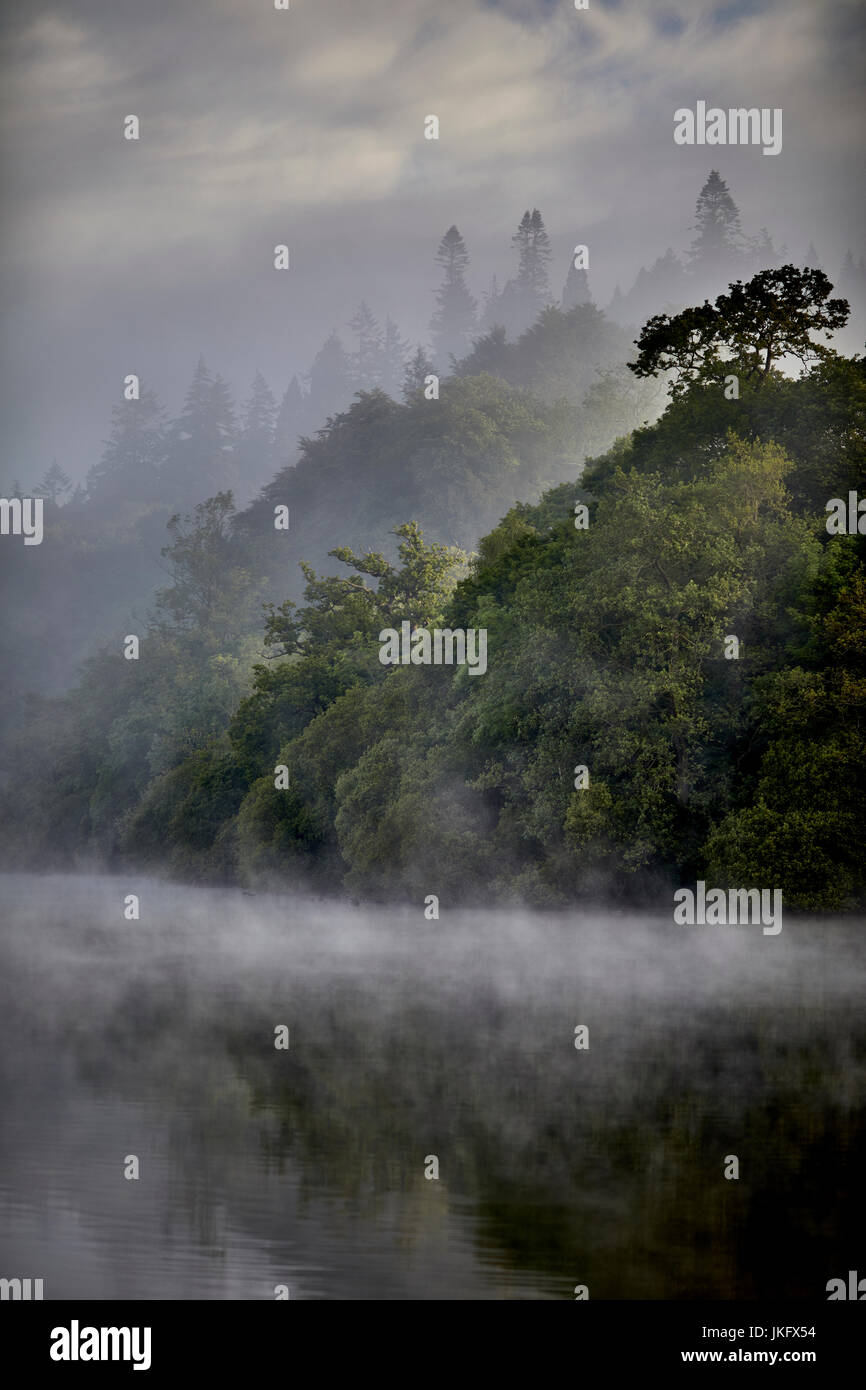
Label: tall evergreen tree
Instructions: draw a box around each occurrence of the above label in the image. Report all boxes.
[401,345,435,401]
[274,376,306,464]
[306,332,354,427]
[33,460,71,504]
[165,358,238,505]
[380,317,410,399]
[497,209,552,336]
[86,386,167,504]
[236,372,277,496]
[349,302,384,392]
[561,256,593,311]
[429,226,477,370]
[687,170,745,277]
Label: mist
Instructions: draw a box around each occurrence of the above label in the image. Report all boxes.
[1,872,863,1299]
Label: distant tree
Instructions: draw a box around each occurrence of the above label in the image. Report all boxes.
[687,170,746,277]
[746,225,784,272]
[306,332,354,428]
[500,209,552,334]
[33,460,71,504]
[614,249,686,327]
[380,317,410,399]
[429,226,477,370]
[561,258,593,311]
[402,346,435,401]
[236,372,277,495]
[164,359,238,503]
[349,302,384,392]
[86,386,167,504]
[156,491,248,636]
[273,376,306,464]
[479,275,504,333]
[454,325,515,380]
[803,242,822,270]
[629,265,850,396]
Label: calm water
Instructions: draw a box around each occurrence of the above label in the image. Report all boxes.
[0,872,863,1300]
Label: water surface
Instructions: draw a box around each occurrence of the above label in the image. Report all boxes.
[1,873,863,1300]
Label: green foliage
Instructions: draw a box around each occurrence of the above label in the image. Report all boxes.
[630,265,849,396]
[3,285,863,913]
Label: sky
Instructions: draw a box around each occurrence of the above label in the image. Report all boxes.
[0,0,864,486]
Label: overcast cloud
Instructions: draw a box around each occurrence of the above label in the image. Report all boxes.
[1,0,863,484]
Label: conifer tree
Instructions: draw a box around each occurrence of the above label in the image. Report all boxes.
[688,170,745,275]
[86,386,167,504]
[380,317,410,399]
[274,376,306,464]
[165,358,238,504]
[402,346,435,401]
[429,226,477,370]
[236,372,277,494]
[561,259,592,310]
[306,332,354,427]
[33,460,71,504]
[498,209,552,336]
[349,302,383,391]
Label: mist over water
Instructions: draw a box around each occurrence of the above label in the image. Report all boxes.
[1,872,863,1300]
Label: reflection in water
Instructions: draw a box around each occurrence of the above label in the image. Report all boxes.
[0,873,863,1300]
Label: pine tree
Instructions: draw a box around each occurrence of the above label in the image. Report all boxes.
[236,372,277,496]
[274,376,306,464]
[86,386,167,504]
[349,302,383,391]
[429,226,477,370]
[688,170,745,276]
[561,256,593,311]
[33,460,72,504]
[380,317,410,399]
[306,332,354,427]
[164,358,238,505]
[402,346,435,401]
[508,208,552,332]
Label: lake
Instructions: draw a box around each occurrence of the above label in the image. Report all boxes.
[0,872,863,1300]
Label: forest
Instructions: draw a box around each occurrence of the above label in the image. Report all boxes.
[1,173,864,912]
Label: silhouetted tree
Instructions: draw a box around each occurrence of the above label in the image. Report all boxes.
[349,302,383,392]
[688,170,745,277]
[236,372,277,496]
[402,346,435,401]
[33,460,71,504]
[429,226,477,370]
[164,360,238,505]
[274,376,306,464]
[86,386,167,504]
[380,317,410,399]
[630,265,850,395]
[306,332,354,428]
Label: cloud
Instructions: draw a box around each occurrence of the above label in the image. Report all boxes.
[0,0,862,481]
